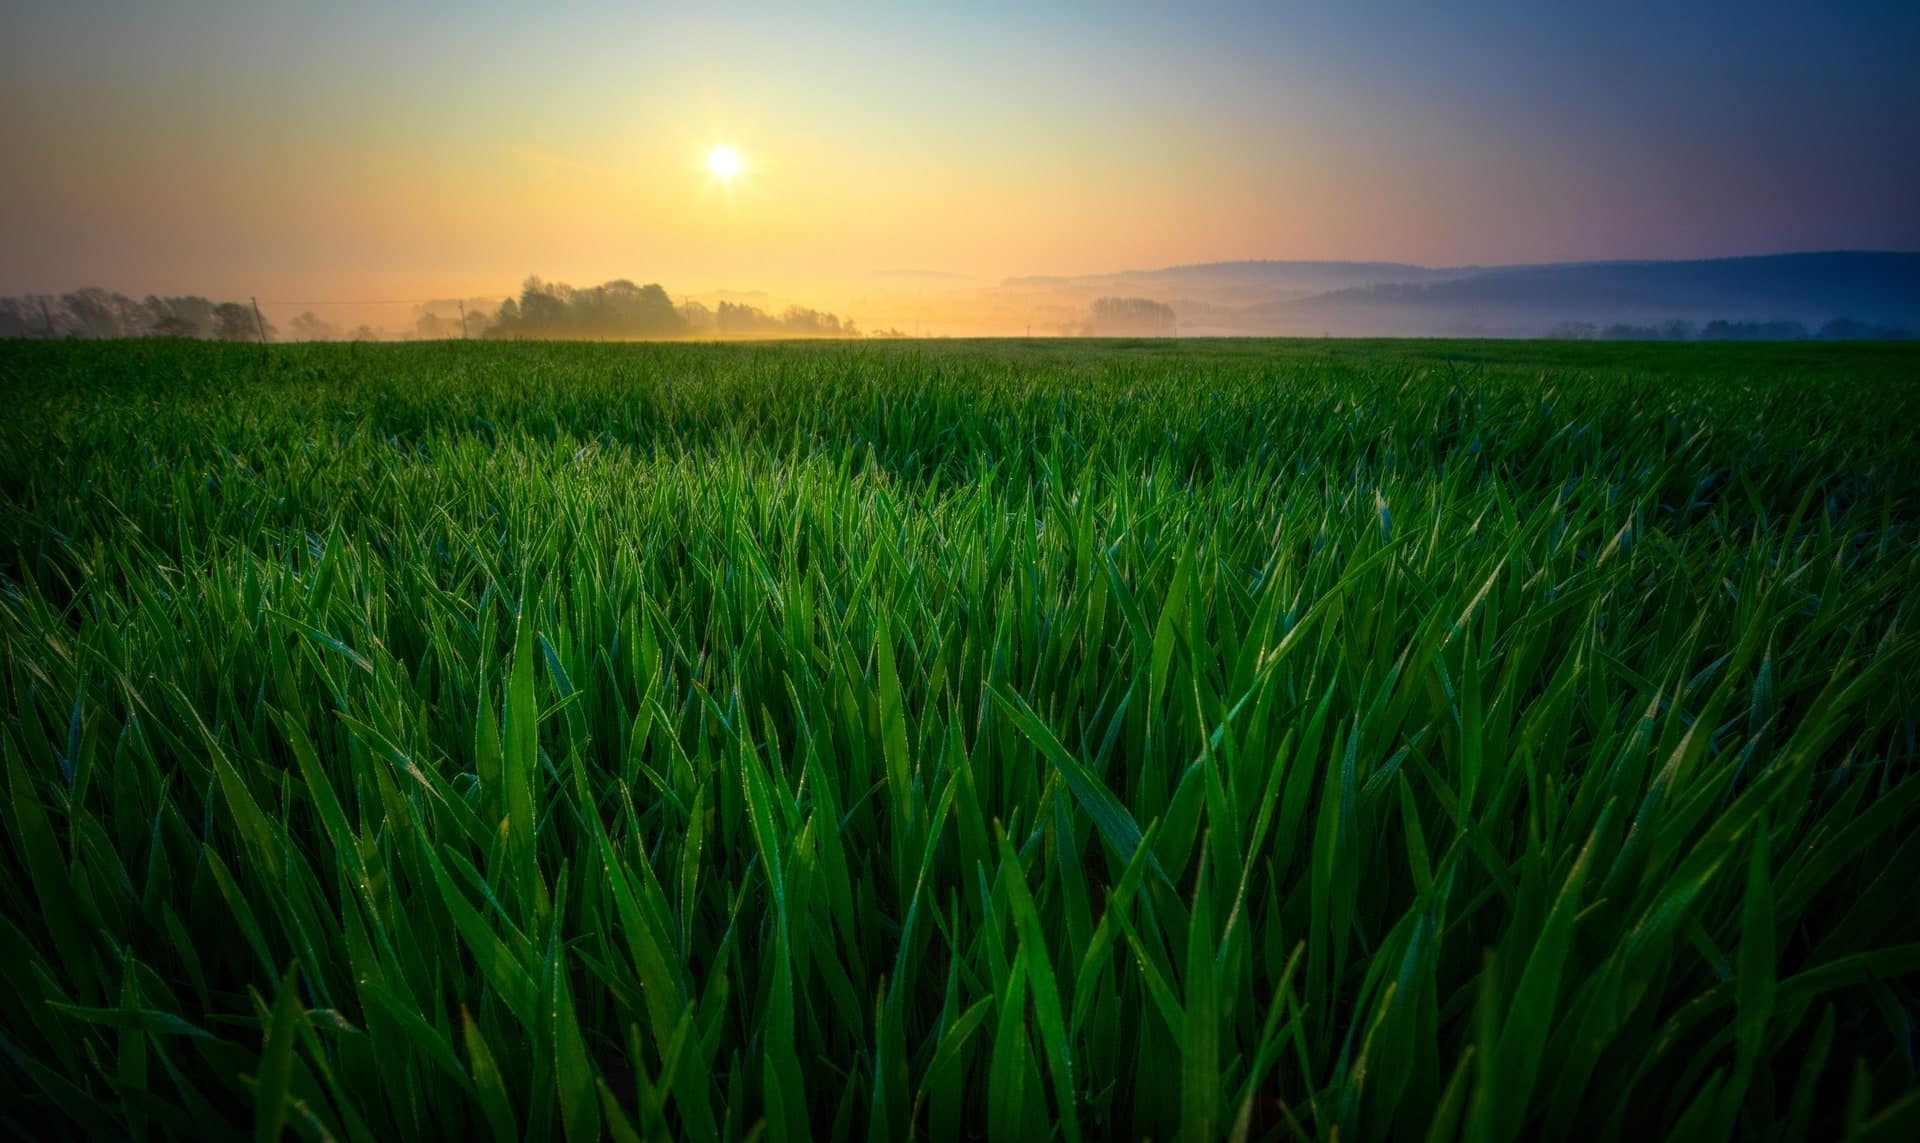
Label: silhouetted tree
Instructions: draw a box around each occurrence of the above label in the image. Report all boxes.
[578,279,682,336]
[716,300,779,334]
[780,306,857,336]
[1819,317,1912,340]
[512,276,570,332]
[1699,319,1808,341]
[0,290,288,339]
[19,294,67,336]
[1087,296,1176,336]
[415,312,461,339]
[141,295,217,338]
[679,300,715,333]
[0,297,39,338]
[212,302,270,341]
[288,311,339,340]
[63,288,142,338]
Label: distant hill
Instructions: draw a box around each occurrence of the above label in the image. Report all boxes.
[1002,260,1462,309]
[1226,252,1920,336]
[1000,252,1920,337]
[1114,259,1460,288]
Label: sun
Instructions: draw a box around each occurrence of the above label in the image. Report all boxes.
[707,144,744,181]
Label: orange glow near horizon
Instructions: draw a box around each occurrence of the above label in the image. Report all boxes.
[1,5,1915,337]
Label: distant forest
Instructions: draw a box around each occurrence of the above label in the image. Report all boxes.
[3,280,1913,342]
[1545,318,1912,341]
[490,278,858,339]
[0,290,284,341]
[0,277,860,341]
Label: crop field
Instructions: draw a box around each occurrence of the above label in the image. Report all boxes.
[1,337,1918,1141]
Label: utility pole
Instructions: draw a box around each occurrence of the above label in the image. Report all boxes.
[458,300,469,339]
[250,297,268,344]
[39,297,54,337]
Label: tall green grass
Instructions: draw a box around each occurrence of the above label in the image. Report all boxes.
[2,338,1917,1139]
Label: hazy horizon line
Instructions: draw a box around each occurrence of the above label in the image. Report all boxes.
[10,245,1920,304]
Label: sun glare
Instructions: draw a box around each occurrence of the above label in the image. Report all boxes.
[707,144,744,180]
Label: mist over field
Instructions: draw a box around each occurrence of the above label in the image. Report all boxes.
[876,251,1920,338]
[8,252,1918,341]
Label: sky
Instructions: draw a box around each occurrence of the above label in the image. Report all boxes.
[2,0,1916,325]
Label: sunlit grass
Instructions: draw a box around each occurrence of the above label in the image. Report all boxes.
[1,337,1916,1139]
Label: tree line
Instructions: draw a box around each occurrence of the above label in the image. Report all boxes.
[1075,296,1178,336]
[0,289,279,341]
[489,278,858,339]
[1547,318,1913,341]
[0,277,861,341]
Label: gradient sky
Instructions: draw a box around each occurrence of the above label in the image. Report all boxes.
[3,0,1916,316]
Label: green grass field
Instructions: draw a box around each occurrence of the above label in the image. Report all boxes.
[2,337,1917,1140]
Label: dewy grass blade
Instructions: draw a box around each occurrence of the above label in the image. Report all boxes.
[1181,848,1220,1141]
[996,827,1081,1143]
[503,583,548,920]
[461,1006,519,1143]
[547,915,601,1143]
[993,683,1147,866]
[253,964,302,1143]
